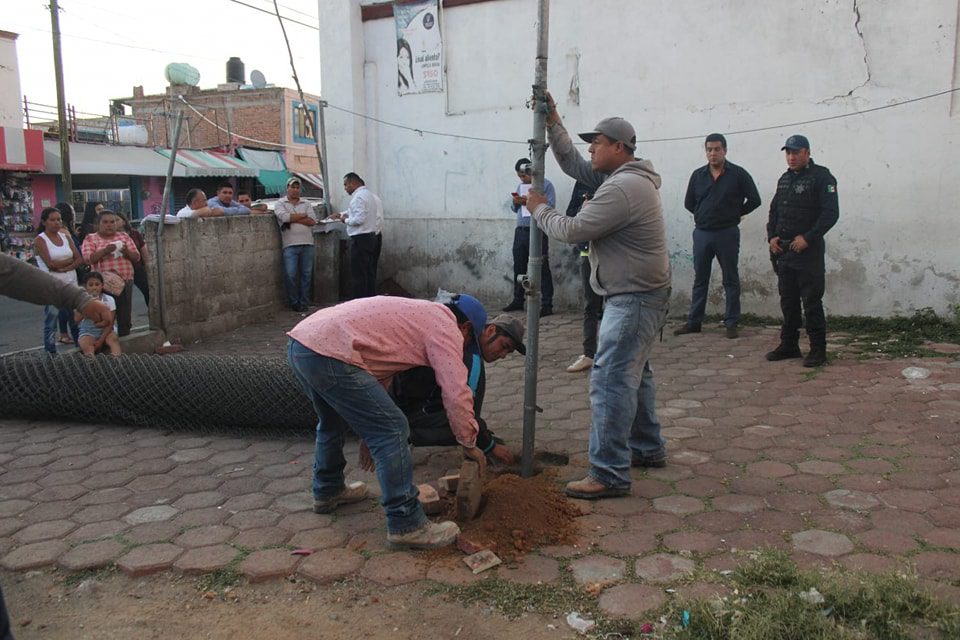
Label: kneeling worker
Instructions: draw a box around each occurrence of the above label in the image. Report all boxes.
[287,293,493,550]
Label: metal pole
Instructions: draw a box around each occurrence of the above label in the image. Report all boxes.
[521,0,550,478]
[318,100,332,215]
[155,107,184,333]
[50,0,72,201]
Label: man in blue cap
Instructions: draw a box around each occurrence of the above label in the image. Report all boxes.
[766,134,839,367]
[287,293,493,550]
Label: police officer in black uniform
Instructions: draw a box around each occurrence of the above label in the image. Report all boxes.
[766,135,839,367]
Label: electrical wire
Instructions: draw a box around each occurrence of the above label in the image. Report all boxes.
[223,0,318,30]
[177,96,292,149]
[323,87,960,146]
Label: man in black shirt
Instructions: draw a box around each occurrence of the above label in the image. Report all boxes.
[675,134,761,339]
[766,135,839,367]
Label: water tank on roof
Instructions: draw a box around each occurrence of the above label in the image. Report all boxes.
[164,63,200,86]
[226,57,245,84]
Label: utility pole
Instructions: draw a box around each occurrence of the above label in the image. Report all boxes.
[49,0,72,202]
[521,0,550,478]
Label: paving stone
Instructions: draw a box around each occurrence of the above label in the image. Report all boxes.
[671,450,711,465]
[634,553,696,583]
[746,461,795,478]
[125,521,181,545]
[2,540,69,570]
[58,540,125,571]
[426,558,482,585]
[288,528,348,551]
[73,503,132,524]
[593,497,648,517]
[500,555,559,584]
[222,492,274,512]
[173,492,226,510]
[346,531,390,554]
[712,494,766,513]
[272,493,314,513]
[928,506,960,529]
[239,548,301,582]
[797,460,847,476]
[0,482,41,500]
[116,543,183,576]
[653,495,705,515]
[675,477,727,498]
[33,484,88,502]
[360,552,426,586]
[598,531,657,556]
[856,529,918,554]
[79,487,132,506]
[67,520,128,543]
[624,512,682,534]
[923,528,960,549]
[175,525,237,548]
[568,555,625,585]
[840,553,899,574]
[824,489,881,511]
[173,544,238,574]
[124,505,178,525]
[0,518,23,537]
[878,489,940,512]
[219,476,269,496]
[663,531,723,553]
[298,548,365,584]
[14,519,77,543]
[232,527,292,548]
[598,584,665,619]
[791,529,854,557]
[673,582,733,601]
[870,509,934,535]
[911,551,960,580]
[173,507,230,528]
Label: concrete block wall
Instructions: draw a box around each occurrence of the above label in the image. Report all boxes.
[142,216,342,344]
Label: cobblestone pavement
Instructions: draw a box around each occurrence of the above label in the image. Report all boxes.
[2,308,960,618]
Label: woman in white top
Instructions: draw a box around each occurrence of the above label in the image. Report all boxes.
[35,206,84,353]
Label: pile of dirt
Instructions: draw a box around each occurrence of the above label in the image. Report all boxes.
[454,468,580,562]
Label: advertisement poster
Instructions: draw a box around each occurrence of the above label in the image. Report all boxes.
[394,1,443,95]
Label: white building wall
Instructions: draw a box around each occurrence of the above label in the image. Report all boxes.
[0,32,24,128]
[320,0,960,317]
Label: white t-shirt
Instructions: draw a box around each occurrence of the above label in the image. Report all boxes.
[35,232,78,285]
[177,205,197,219]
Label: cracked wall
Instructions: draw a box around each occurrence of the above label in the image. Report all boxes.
[321,0,960,316]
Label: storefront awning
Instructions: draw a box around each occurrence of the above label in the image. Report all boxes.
[43,140,184,176]
[294,172,324,191]
[1,128,45,171]
[237,148,291,195]
[155,148,258,177]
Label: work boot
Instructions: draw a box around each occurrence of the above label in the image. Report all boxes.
[564,476,629,500]
[673,324,701,336]
[803,346,827,368]
[387,521,460,549]
[313,482,369,514]
[540,306,554,318]
[725,325,739,339]
[502,301,524,312]
[566,355,593,373]
[631,452,667,468]
[765,343,802,361]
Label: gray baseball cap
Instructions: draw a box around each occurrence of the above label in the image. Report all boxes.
[579,117,637,151]
[489,314,526,355]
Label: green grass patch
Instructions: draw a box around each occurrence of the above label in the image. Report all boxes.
[63,565,116,587]
[195,545,251,594]
[427,550,960,639]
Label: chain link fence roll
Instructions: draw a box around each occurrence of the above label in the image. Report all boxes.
[0,353,317,437]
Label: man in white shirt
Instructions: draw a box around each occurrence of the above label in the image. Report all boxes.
[176,189,225,219]
[275,177,318,312]
[326,172,383,299]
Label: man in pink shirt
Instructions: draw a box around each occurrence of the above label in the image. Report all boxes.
[287,293,511,549]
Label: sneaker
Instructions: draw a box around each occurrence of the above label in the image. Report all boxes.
[725,325,739,339]
[313,482,369,514]
[564,476,629,500]
[566,355,594,373]
[803,346,827,368]
[386,521,460,549]
[631,453,667,468]
[765,343,802,361]
[540,306,553,318]
[502,301,524,312]
[673,325,701,336]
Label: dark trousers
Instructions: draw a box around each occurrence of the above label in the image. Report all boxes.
[58,307,79,343]
[350,232,382,299]
[510,226,553,308]
[777,262,826,348]
[133,264,150,307]
[111,280,134,337]
[687,226,740,328]
[580,255,603,358]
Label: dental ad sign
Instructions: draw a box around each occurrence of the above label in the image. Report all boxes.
[394,1,443,95]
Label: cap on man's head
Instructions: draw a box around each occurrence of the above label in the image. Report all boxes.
[286,177,302,187]
[450,293,488,349]
[781,134,810,151]
[489,314,526,355]
[579,117,637,151]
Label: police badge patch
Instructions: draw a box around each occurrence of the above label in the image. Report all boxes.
[826,185,836,193]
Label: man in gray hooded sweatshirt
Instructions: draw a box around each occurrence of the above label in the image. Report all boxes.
[526,94,672,500]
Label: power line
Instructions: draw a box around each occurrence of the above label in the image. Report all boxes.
[223,0,318,30]
[322,87,960,146]
[177,95,294,149]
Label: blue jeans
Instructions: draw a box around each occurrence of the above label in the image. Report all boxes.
[287,339,427,535]
[588,287,670,489]
[688,226,740,328]
[282,244,316,307]
[42,305,60,353]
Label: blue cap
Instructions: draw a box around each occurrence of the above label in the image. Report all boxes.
[451,293,487,351]
[781,134,810,151]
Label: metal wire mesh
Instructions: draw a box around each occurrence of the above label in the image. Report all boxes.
[0,353,317,436]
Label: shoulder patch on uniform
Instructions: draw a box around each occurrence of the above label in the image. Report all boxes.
[826,185,836,193]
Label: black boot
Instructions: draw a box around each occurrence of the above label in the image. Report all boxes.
[765,342,802,361]
[803,345,827,367]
